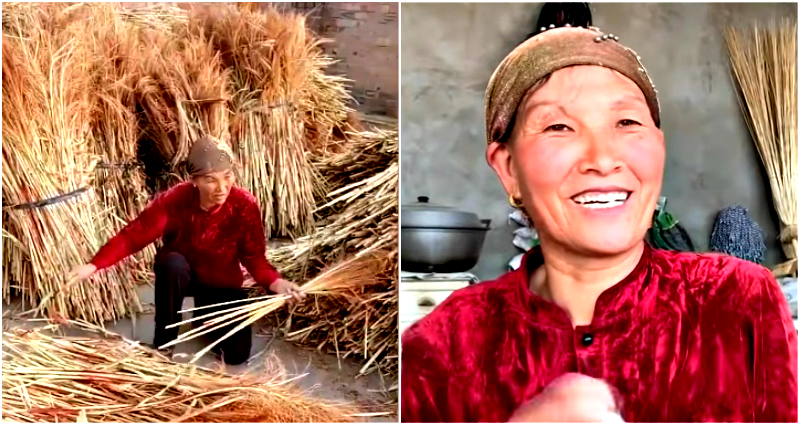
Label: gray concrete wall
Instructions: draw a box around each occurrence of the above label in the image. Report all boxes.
[400,3,795,281]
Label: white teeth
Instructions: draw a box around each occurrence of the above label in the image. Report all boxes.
[581,200,625,209]
[573,191,629,205]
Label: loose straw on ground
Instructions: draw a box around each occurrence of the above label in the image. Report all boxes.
[2,321,363,423]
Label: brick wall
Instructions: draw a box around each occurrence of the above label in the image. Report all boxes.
[276,3,399,117]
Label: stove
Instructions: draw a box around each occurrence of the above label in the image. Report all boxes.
[400,271,479,284]
[400,271,479,334]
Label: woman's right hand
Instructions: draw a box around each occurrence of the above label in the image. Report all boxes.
[508,373,621,423]
[67,264,97,286]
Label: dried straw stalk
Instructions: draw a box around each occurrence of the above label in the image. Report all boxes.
[2,322,361,423]
[725,21,798,276]
[82,3,155,272]
[212,7,318,238]
[162,251,387,362]
[118,3,189,33]
[2,9,143,322]
[265,129,399,378]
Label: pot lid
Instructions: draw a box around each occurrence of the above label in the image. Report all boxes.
[401,196,484,229]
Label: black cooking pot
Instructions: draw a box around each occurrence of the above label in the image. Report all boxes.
[401,196,491,273]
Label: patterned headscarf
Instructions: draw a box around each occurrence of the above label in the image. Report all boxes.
[484,26,660,145]
[187,136,235,176]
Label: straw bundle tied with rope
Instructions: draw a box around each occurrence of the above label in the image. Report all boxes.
[725,21,798,277]
[205,6,349,238]
[2,5,146,322]
[2,321,366,423]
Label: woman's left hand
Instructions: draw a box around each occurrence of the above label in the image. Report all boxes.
[269,279,305,303]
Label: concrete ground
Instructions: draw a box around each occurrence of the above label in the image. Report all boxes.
[2,283,397,422]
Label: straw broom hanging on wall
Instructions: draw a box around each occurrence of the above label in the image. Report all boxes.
[725,21,798,277]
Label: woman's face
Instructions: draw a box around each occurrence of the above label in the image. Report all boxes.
[487,65,665,256]
[193,169,235,207]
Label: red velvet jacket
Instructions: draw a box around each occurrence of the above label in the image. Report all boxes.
[91,182,281,289]
[401,245,798,422]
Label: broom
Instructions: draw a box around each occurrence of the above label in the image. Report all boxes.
[725,21,797,277]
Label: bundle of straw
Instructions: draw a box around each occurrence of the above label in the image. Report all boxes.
[725,21,798,276]
[205,7,326,238]
[82,3,154,270]
[134,25,231,191]
[265,129,399,378]
[2,9,143,322]
[2,322,361,423]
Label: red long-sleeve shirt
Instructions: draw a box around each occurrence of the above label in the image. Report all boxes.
[91,182,281,289]
[401,245,798,422]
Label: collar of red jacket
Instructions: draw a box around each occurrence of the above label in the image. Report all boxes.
[510,243,656,330]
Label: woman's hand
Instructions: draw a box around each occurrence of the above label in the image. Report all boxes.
[61,264,97,293]
[67,264,97,283]
[508,373,621,423]
[269,278,305,303]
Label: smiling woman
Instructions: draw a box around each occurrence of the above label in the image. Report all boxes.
[489,65,665,267]
[400,23,797,424]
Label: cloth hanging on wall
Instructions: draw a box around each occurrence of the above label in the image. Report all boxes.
[709,205,767,265]
[647,197,695,252]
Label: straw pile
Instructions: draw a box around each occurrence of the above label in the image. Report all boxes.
[725,21,798,277]
[2,3,356,317]
[2,322,360,423]
[266,129,399,378]
[82,4,155,273]
[2,3,146,323]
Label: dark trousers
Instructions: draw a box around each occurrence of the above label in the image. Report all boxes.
[153,252,252,365]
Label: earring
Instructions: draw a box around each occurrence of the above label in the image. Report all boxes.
[509,194,523,208]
